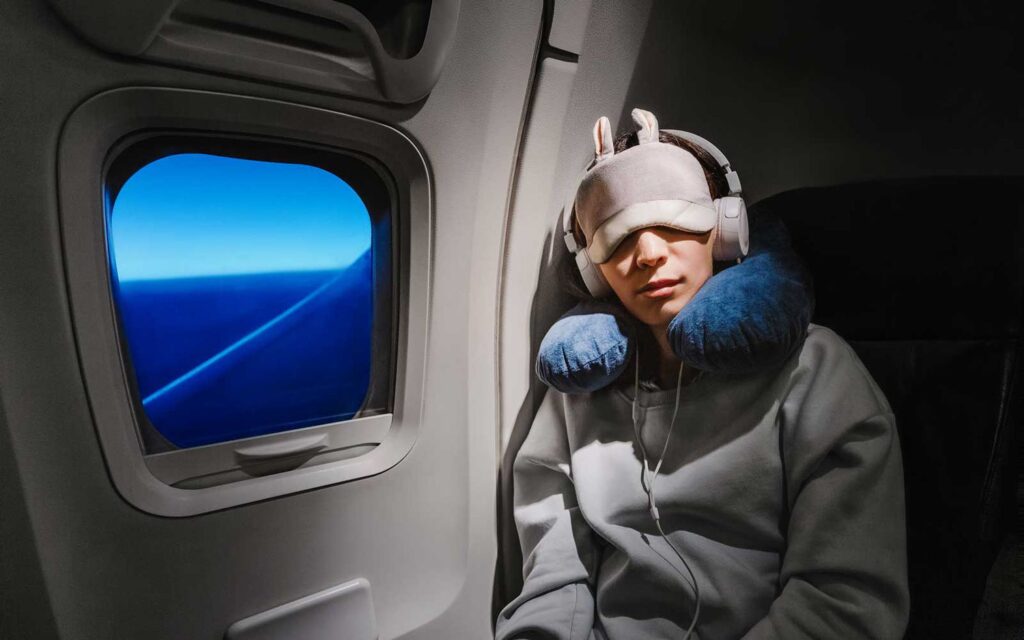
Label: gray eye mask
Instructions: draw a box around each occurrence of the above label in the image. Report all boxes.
[574,110,717,264]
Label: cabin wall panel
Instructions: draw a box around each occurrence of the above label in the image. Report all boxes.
[0,0,542,638]
[498,0,656,448]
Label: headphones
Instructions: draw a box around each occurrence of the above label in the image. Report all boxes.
[561,126,749,299]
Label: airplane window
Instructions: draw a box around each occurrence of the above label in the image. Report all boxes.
[107,150,380,449]
[59,92,414,513]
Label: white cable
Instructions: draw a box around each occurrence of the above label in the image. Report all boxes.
[632,341,703,640]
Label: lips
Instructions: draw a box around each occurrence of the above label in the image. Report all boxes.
[639,278,681,299]
[639,278,680,293]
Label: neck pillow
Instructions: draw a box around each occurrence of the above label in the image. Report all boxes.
[536,209,814,393]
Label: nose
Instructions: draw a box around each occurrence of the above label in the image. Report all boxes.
[634,229,668,269]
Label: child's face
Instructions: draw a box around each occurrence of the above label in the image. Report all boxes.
[596,225,715,330]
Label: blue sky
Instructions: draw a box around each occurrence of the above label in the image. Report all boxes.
[109,153,371,281]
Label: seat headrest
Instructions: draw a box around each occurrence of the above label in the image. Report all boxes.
[754,177,1024,340]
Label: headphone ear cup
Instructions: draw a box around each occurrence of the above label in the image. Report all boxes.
[713,196,750,261]
[564,204,612,298]
[575,247,612,298]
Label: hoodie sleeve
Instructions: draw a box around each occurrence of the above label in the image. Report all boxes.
[739,329,910,640]
[495,389,601,640]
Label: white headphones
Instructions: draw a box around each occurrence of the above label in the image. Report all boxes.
[561,119,749,299]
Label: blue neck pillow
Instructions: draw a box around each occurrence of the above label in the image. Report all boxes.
[535,210,814,393]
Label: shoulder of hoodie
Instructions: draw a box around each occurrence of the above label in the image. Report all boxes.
[787,322,895,418]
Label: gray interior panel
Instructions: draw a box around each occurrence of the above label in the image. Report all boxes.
[1,0,543,637]
[499,0,656,449]
[549,0,592,55]
[47,0,462,103]
[225,578,377,640]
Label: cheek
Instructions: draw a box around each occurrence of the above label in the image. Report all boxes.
[692,256,714,285]
[681,246,714,282]
[597,262,643,313]
[597,261,628,292]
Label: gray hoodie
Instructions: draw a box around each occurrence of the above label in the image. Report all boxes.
[496,324,909,639]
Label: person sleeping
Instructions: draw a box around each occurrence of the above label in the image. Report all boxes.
[495,108,909,640]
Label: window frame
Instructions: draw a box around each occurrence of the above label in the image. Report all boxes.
[58,87,431,516]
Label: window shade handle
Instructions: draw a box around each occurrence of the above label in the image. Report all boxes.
[234,434,329,462]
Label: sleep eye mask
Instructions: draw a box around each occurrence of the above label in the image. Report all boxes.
[575,142,718,264]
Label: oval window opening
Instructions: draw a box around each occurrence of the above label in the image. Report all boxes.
[108,151,376,449]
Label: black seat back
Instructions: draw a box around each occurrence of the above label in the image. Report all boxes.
[758,176,1024,639]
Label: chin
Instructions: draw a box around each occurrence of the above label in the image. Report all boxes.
[636,294,688,328]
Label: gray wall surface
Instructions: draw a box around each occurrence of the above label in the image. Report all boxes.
[0,0,542,638]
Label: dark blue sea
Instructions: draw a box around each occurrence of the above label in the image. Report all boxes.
[113,250,375,448]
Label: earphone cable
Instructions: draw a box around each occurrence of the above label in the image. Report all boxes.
[632,341,702,640]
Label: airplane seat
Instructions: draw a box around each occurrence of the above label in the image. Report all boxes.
[760,176,1024,640]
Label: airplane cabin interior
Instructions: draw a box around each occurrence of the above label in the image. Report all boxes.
[1,0,1022,638]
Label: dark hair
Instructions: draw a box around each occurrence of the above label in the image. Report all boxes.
[560,129,730,302]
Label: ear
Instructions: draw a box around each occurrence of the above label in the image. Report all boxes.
[631,108,659,144]
[593,116,614,164]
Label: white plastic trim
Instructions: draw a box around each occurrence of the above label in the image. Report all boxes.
[225,577,377,640]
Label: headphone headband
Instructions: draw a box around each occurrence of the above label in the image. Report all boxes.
[661,128,742,196]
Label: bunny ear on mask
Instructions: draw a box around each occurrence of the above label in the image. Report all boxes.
[632,108,659,144]
[592,116,615,164]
